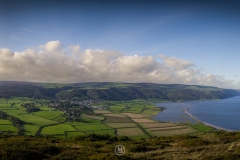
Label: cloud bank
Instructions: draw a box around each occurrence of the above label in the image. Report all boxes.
[0,41,237,88]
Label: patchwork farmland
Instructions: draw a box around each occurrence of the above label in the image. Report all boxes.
[0,97,213,138]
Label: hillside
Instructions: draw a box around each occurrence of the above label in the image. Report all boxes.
[0,81,239,101]
[0,132,240,160]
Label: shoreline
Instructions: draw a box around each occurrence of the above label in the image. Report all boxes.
[184,104,233,132]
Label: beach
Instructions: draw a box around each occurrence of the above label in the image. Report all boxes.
[183,104,233,132]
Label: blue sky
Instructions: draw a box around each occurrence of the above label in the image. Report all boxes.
[0,0,240,88]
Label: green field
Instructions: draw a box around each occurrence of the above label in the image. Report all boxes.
[106,123,137,128]
[14,114,58,126]
[0,119,13,125]
[0,97,212,138]
[41,124,77,134]
[52,115,66,122]
[2,109,26,116]
[189,123,214,132]
[108,106,125,113]
[74,124,111,131]
[24,124,40,135]
[81,118,102,123]
[66,131,85,137]
[123,107,143,114]
[85,129,115,136]
[33,110,63,119]
[103,116,133,123]
[0,125,18,132]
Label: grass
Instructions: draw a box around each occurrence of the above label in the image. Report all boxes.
[141,109,160,115]
[122,113,147,119]
[109,106,125,113]
[41,124,77,134]
[123,107,143,114]
[39,106,55,111]
[33,110,63,120]
[81,114,105,120]
[24,124,40,135]
[85,129,115,136]
[140,123,178,128]
[0,98,211,138]
[52,115,66,122]
[189,123,214,132]
[106,123,137,128]
[150,127,197,136]
[74,124,111,131]
[93,109,112,114]
[0,125,18,132]
[66,131,85,137]
[14,114,58,126]
[103,116,133,123]
[0,119,13,125]
[1,109,26,116]
[0,104,12,107]
[81,118,102,123]
[117,128,146,137]
[102,113,126,117]
[132,119,157,123]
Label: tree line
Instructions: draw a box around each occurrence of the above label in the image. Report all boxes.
[0,111,25,135]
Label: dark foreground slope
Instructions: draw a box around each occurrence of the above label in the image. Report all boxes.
[0,132,240,160]
[0,81,239,101]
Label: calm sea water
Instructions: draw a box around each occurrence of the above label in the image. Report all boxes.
[152,96,240,131]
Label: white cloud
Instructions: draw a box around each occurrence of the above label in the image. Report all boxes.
[159,54,194,70]
[68,45,80,53]
[40,40,62,52]
[0,41,238,88]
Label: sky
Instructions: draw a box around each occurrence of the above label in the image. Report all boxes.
[0,0,240,88]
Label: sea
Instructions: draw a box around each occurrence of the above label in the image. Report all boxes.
[152,96,240,131]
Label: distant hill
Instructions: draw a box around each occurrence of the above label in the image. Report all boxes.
[0,81,239,101]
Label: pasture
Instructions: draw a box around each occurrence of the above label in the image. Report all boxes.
[103,113,126,117]
[24,124,40,135]
[0,119,12,125]
[41,124,77,134]
[85,129,115,136]
[2,109,26,116]
[66,131,85,137]
[0,97,210,138]
[103,116,133,123]
[74,124,111,131]
[150,127,197,136]
[52,116,66,122]
[117,128,146,137]
[81,114,104,120]
[93,109,112,114]
[33,110,63,120]
[14,114,58,126]
[106,123,137,128]
[132,118,157,123]
[189,123,214,132]
[0,125,18,132]
[141,109,160,115]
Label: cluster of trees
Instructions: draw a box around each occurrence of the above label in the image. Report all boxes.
[49,101,82,121]
[0,111,25,135]
[26,107,40,113]
[21,103,40,113]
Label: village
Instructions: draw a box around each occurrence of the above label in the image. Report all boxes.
[48,99,108,121]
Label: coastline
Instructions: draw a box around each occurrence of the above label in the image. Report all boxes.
[184,104,234,132]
